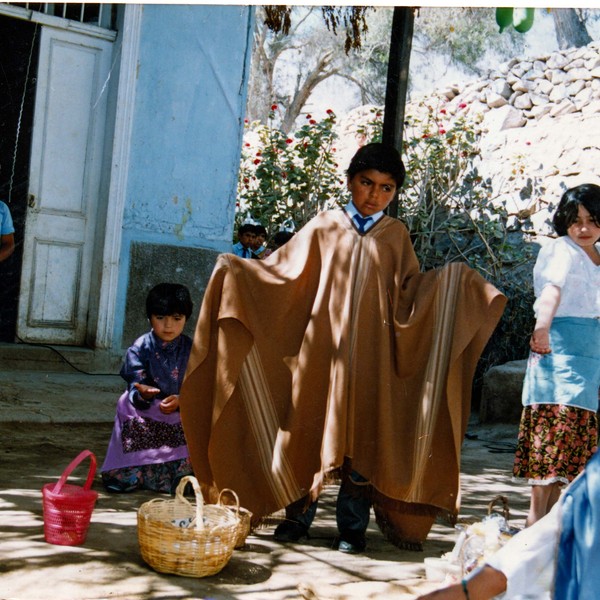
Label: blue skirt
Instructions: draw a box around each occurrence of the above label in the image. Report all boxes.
[522,317,600,412]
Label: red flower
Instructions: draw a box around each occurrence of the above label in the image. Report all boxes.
[326,109,334,115]
[309,119,317,125]
[306,114,312,119]
[253,159,260,165]
[440,109,447,115]
[256,150,262,156]
[458,103,467,109]
[271,104,278,111]
[439,128,446,135]
[525,141,531,146]
[422,134,430,139]
[286,138,293,144]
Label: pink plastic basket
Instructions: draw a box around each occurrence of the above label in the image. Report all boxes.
[42,450,99,546]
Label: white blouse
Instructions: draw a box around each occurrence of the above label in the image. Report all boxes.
[533,236,600,319]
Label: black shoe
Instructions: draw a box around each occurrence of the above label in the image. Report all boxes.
[102,476,138,493]
[338,530,366,554]
[273,520,309,542]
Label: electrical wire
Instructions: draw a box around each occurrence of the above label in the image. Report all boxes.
[14,334,117,376]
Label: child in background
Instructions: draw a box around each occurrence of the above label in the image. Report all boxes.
[513,183,600,526]
[101,283,194,493]
[232,223,256,258]
[0,200,15,263]
[251,223,270,259]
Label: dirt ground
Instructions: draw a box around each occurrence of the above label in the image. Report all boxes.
[0,419,529,600]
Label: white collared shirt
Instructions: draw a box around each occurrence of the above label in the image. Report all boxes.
[344,201,384,233]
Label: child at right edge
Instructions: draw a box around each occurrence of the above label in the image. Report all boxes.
[512,183,600,526]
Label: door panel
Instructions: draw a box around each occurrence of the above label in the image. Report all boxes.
[17,25,113,344]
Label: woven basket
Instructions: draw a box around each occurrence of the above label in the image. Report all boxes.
[218,488,253,549]
[137,475,240,577]
[42,450,99,546]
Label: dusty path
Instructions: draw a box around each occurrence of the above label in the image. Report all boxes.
[0,420,528,600]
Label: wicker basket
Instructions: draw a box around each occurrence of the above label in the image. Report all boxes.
[218,488,253,549]
[137,475,240,577]
[42,450,98,546]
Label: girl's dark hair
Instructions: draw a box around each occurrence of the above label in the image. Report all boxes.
[553,183,600,236]
[346,142,406,187]
[146,283,193,319]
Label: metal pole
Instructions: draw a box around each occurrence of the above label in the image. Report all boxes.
[383,6,415,218]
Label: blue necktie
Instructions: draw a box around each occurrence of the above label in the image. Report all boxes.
[354,214,372,233]
[242,248,248,258]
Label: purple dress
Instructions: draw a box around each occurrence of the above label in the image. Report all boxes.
[101,331,192,478]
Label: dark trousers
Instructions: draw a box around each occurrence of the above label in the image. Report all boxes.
[286,470,371,534]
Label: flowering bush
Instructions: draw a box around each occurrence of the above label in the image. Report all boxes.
[236,105,346,235]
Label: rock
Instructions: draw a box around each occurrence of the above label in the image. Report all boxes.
[565,67,592,83]
[481,104,526,133]
[549,83,568,103]
[514,93,533,110]
[486,92,508,109]
[480,360,526,424]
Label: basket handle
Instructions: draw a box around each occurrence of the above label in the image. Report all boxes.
[52,450,97,495]
[487,494,510,522]
[175,475,205,529]
[218,488,241,517]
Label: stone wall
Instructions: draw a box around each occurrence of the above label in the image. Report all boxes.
[441,41,600,235]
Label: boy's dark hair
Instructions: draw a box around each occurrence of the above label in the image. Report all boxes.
[253,224,267,236]
[273,231,294,248]
[553,183,600,236]
[346,142,406,187]
[238,223,255,236]
[146,283,193,319]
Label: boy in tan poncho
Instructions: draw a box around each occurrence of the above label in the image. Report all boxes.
[179,143,506,552]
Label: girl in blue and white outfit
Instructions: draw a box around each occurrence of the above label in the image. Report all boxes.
[513,183,600,527]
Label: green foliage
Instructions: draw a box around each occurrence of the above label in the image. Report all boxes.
[237,105,346,235]
[414,7,525,75]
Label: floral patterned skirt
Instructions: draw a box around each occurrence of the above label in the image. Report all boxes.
[513,404,598,485]
[101,457,193,494]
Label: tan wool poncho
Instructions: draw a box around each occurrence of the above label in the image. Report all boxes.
[179,210,506,547]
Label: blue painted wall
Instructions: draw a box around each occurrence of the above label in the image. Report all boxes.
[114,4,254,346]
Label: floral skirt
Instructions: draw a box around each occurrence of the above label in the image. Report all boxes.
[513,404,598,485]
[101,456,193,494]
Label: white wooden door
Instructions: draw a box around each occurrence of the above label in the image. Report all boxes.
[17,25,113,345]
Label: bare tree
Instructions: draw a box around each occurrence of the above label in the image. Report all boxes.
[246,6,378,133]
[551,8,592,49]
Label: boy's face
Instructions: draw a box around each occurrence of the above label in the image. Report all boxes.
[348,169,397,217]
[239,231,255,248]
[252,233,266,249]
[150,314,186,343]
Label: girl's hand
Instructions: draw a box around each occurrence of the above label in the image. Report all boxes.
[159,394,180,414]
[134,382,161,400]
[530,328,551,354]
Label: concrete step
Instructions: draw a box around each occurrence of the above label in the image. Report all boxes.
[0,369,123,423]
[0,341,122,373]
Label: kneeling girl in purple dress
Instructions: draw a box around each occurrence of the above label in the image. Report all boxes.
[101,283,194,493]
